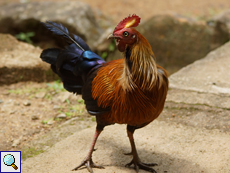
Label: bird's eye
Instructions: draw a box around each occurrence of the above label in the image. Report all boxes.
[123,31,129,37]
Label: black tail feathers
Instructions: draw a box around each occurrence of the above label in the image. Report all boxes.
[42,21,91,51]
[40,48,60,65]
[40,21,105,94]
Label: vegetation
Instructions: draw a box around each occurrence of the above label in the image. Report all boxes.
[21,147,44,160]
[100,40,116,59]
[15,32,35,44]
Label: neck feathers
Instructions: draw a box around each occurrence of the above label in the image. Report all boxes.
[120,33,158,91]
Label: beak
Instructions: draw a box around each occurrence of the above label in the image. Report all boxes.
[107,33,121,40]
[107,33,115,39]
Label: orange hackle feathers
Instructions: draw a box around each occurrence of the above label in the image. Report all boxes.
[92,43,168,126]
[114,14,141,32]
[92,14,169,127]
[92,59,168,126]
[120,32,158,92]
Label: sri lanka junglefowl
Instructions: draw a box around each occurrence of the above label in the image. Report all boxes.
[40,14,168,173]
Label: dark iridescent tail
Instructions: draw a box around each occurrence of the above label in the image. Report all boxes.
[40,21,105,94]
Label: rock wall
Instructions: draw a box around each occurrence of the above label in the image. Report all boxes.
[0,34,56,84]
[0,1,103,49]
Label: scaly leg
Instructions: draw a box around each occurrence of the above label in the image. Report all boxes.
[125,125,157,173]
[72,125,105,173]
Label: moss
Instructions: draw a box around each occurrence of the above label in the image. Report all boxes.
[21,147,44,160]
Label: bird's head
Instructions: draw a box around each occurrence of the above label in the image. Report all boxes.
[108,14,141,52]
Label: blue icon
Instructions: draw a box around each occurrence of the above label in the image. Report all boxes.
[1,151,21,173]
[3,154,18,170]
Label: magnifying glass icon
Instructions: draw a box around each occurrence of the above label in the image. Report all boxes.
[3,154,18,170]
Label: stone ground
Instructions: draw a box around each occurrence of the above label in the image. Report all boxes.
[0,0,230,173]
[21,120,230,173]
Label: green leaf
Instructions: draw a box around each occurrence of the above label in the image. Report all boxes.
[15,32,35,44]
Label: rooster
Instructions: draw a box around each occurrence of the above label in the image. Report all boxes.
[40,14,168,173]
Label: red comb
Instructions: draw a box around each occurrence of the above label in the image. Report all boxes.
[114,14,141,32]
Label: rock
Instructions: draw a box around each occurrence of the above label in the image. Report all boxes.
[94,27,114,52]
[6,99,13,104]
[209,10,230,41]
[47,120,55,125]
[136,14,229,74]
[14,102,20,106]
[10,110,16,114]
[12,138,21,147]
[0,1,104,49]
[68,93,82,102]
[23,100,31,106]
[56,113,67,119]
[56,92,72,103]
[0,34,56,85]
[168,41,230,109]
[35,92,46,99]
[53,105,61,110]
[31,115,40,120]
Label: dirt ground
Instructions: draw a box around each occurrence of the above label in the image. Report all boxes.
[0,82,91,153]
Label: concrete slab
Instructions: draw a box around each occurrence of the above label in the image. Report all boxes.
[168,41,230,109]
[22,121,230,173]
[169,41,230,95]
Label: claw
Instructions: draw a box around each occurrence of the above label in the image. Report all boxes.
[125,159,157,173]
[72,158,104,173]
[124,152,132,155]
[134,164,139,172]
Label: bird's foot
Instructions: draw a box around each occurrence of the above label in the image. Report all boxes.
[125,159,157,173]
[72,158,104,173]
[124,151,132,155]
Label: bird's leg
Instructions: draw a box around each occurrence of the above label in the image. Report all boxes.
[125,125,157,173]
[72,125,105,172]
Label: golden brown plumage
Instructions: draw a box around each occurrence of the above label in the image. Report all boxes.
[92,31,168,126]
